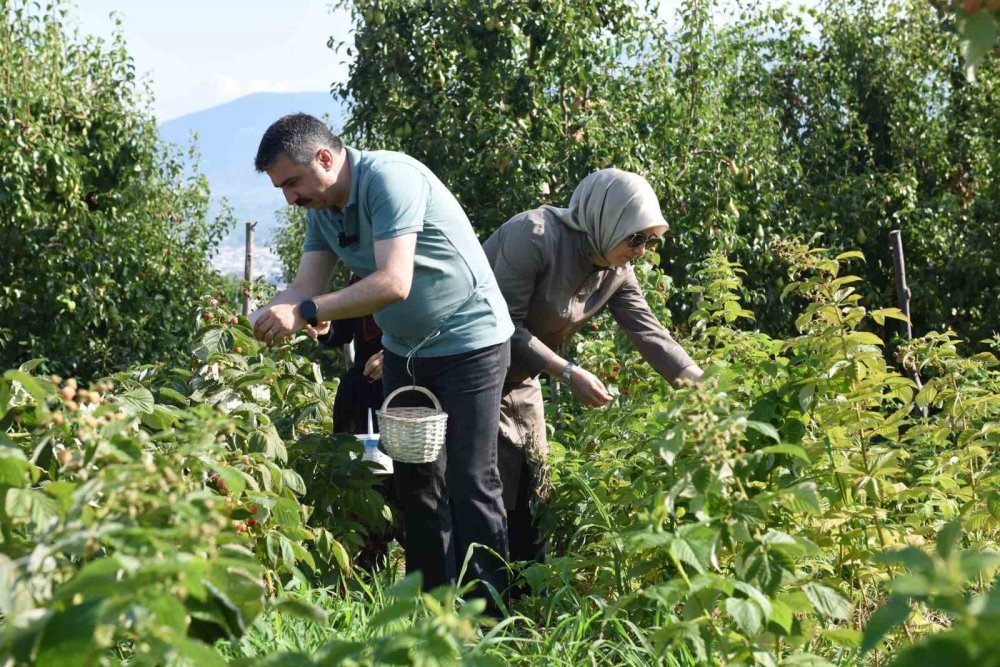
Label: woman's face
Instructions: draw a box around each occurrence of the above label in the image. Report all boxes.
[599,225,667,268]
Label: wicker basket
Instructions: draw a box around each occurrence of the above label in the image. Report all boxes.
[377,385,448,463]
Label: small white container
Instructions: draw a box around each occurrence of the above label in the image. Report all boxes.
[355,433,393,475]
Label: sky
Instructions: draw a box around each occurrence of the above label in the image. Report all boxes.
[70,0,353,122]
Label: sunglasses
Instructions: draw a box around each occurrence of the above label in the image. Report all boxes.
[626,232,663,249]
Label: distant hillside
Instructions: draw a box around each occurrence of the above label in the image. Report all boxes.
[159,91,346,279]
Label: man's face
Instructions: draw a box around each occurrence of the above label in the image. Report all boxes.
[266,151,334,209]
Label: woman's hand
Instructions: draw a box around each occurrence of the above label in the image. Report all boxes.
[364,350,384,380]
[570,366,613,408]
[676,365,704,387]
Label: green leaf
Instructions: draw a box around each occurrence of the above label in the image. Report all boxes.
[4,371,51,421]
[271,497,303,529]
[958,10,999,80]
[780,654,836,667]
[803,583,852,620]
[6,487,59,530]
[35,602,105,667]
[726,597,763,635]
[835,251,865,262]
[769,600,794,633]
[936,520,963,560]
[761,444,811,464]
[162,637,228,666]
[314,640,365,663]
[847,331,884,346]
[208,464,247,499]
[115,387,155,416]
[870,308,909,326]
[193,328,230,361]
[821,628,862,649]
[54,556,139,603]
[889,632,973,667]
[327,538,351,573]
[157,386,189,406]
[861,594,909,653]
[371,599,419,628]
[875,547,934,574]
[746,420,780,442]
[387,573,423,600]
[273,598,329,624]
[250,425,287,463]
[280,469,307,496]
[203,561,265,637]
[780,482,822,515]
[140,404,181,430]
[0,450,31,487]
[671,525,716,574]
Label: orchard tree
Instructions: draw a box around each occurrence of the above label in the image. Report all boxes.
[0,1,232,378]
[334,0,667,231]
[333,0,1000,344]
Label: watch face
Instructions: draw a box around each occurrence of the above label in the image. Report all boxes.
[300,300,318,324]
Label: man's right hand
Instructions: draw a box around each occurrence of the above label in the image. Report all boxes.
[570,366,613,408]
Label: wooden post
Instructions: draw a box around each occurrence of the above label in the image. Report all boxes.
[890,230,926,413]
[242,221,257,317]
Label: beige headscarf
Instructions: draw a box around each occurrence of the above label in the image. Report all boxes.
[545,168,668,263]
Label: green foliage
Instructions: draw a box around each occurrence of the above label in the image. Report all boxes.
[3,247,999,664]
[0,1,232,379]
[270,207,306,285]
[0,302,391,664]
[336,0,1000,344]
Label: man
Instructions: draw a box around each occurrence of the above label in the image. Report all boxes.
[250,113,514,603]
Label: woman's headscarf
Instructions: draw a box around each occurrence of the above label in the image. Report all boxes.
[544,168,668,263]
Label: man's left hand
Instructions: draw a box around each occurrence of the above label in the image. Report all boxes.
[252,303,305,345]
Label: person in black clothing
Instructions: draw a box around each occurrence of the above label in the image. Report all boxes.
[323,309,386,436]
[316,274,399,568]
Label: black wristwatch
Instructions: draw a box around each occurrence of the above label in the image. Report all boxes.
[298,299,318,327]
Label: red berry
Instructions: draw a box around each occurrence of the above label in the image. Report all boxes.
[202,312,214,321]
[246,518,258,528]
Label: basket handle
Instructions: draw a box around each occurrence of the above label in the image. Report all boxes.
[381,384,443,412]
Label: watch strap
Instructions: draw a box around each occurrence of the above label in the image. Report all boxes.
[559,362,576,385]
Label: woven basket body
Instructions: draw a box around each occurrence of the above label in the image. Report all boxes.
[377,385,448,463]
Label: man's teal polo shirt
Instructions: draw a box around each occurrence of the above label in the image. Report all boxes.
[303,146,513,358]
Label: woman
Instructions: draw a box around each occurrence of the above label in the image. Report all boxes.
[482,168,704,567]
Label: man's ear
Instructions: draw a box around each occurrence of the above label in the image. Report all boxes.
[316,146,335,171]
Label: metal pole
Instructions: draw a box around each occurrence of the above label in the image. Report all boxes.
[242,221,257,317]
[889,230,912,340]
[890,230,926,411]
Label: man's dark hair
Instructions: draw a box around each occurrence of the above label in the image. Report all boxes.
[254,113,343,172]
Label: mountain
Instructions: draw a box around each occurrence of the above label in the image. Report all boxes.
[159,91,346,280]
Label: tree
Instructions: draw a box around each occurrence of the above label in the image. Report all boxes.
[0,1,232,378]
[334,0,1000,343]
